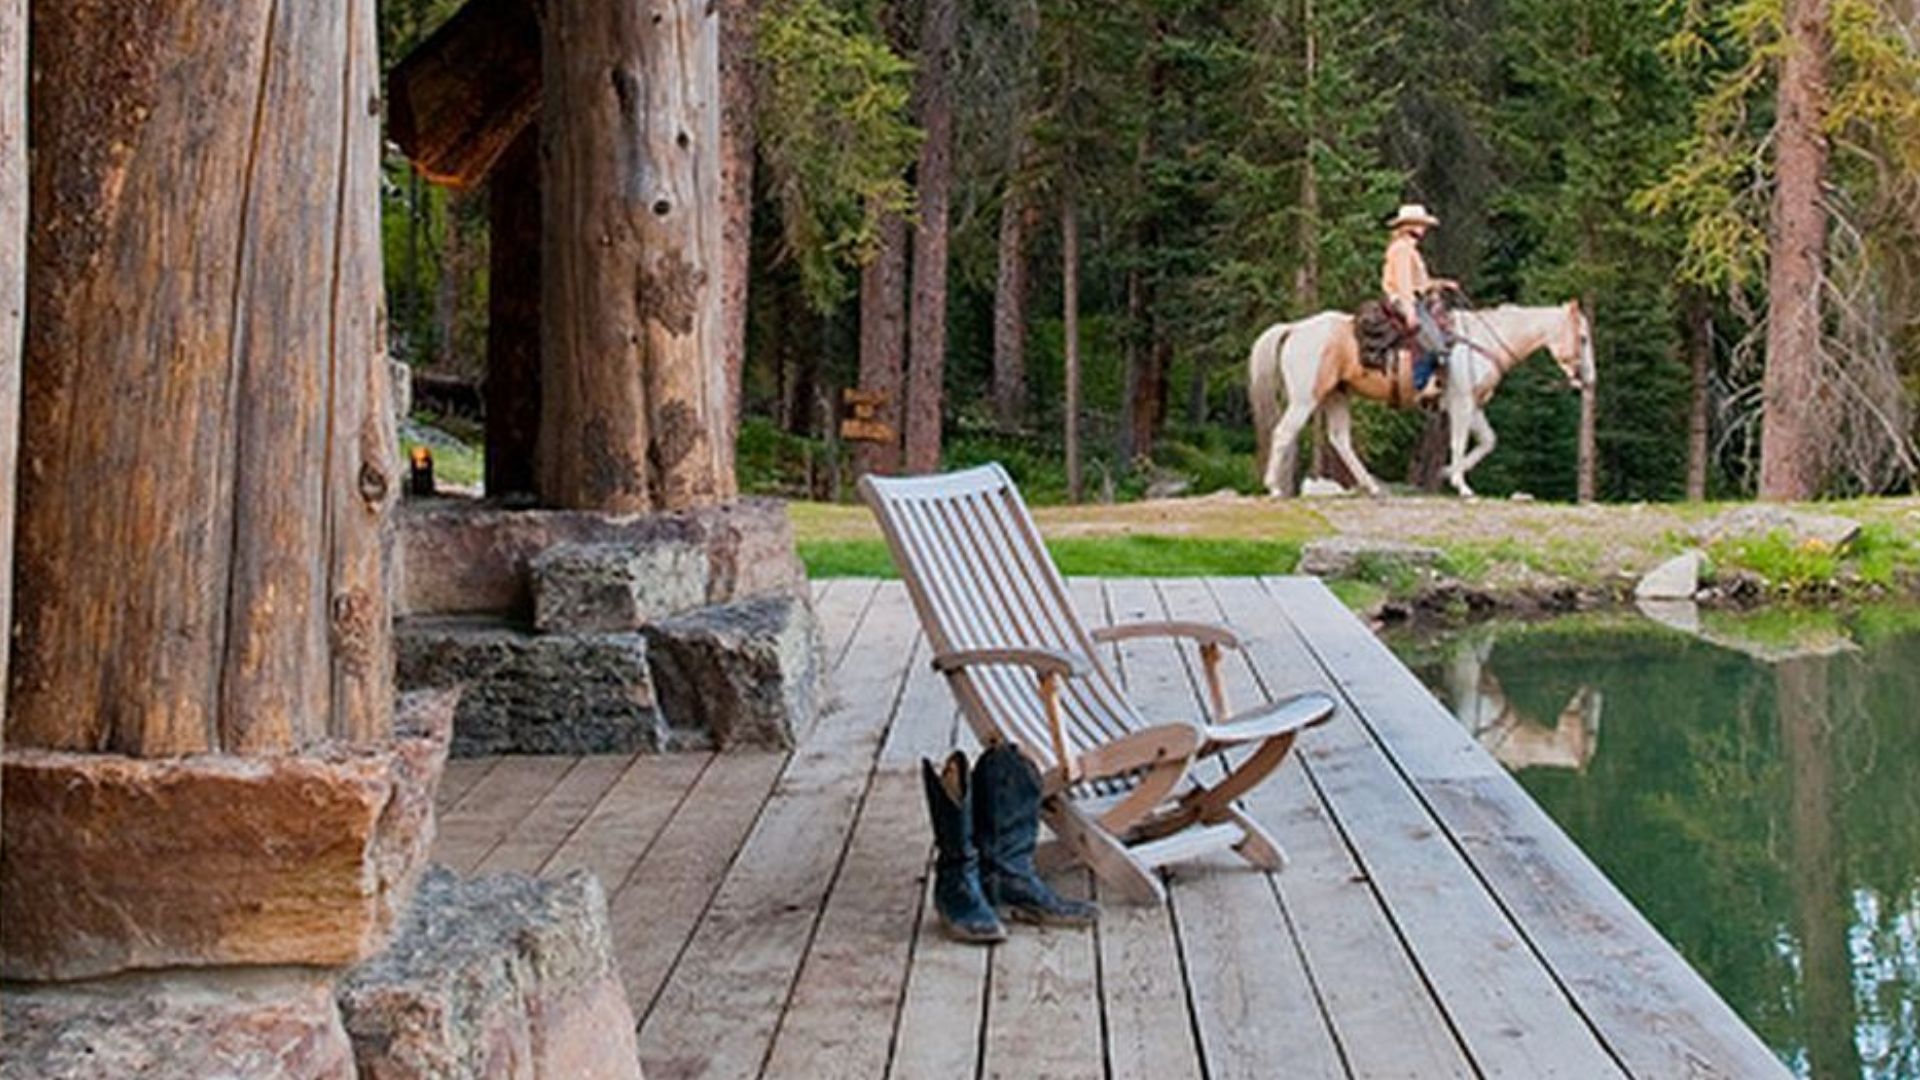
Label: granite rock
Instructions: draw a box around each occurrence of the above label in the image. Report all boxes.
[0,704,450,981]
[644,594,821,750]
[1299,535,1444,578]
[396,617,664,756]
[339,866,642,1080]
[1692,505,1862,550]
[1635,550,1704,600]
[399,498,806,619]
[1,968,355,1080]
[531,540,709,633]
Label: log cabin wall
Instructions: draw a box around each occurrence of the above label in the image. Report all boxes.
[1,0,23,779]
[10,0,396,757]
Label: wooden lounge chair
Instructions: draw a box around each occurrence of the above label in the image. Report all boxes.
[859,464,1336,903]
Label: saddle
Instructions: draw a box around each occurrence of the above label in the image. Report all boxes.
[1354,299,1415,375]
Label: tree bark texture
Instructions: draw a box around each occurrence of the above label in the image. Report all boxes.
[992,186,1036,432]
[1686,291,1712,501]
[904,0,959,474]
[539,0,734,512]
[854,212,908,477]
[1759,0,1831,500]
[387,0,541,188]
[1063,187,1083,503]
[719,0,758,442]
[485,125,542,498]
[13,0,396,756]
[0,0,24,787]
[1577,383,1598,503]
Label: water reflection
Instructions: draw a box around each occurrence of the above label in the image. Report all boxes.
[1441,628,1603,772]
[1391,608,1920,1079]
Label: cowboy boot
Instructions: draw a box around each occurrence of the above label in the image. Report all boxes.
[972,744,1100,927]
[921,752,1007,944]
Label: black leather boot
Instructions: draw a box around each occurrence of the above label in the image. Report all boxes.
[921,752,1007,944]
[972,744,1100,927]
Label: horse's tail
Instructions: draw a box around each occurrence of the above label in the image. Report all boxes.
[1248,321,1295,473]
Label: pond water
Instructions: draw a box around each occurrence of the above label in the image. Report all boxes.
[1388,605,1920,1080]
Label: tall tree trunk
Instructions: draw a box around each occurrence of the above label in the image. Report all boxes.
[719,0,758,441]
[904,0,959,474]
[1686,290,1712,500]
[1123,25,1169,462]
[855,211,908,476]
[485,125,542,498]
[991,0,1040,433]
[1577,381,1598,503]
[540,0,733,511]
[992,185,1035,432]
[436,192,467,369]
[1063,185,1083,503]
[1759,0,1831,500]
[14,0,395,755]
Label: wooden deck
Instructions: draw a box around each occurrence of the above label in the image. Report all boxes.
[432,577,1789,1080]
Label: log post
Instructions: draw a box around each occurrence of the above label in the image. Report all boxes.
[2,1,439,990]
[12,0,395,755]
[0,0,24,842]
[539,0,733,512]
[387,0,542,188]
[486,126,543,499]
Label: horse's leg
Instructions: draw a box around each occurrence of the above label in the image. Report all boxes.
[1459,409,1498,484]
[1263,400,1316,497]
[1323,393,1383,498]
[1446,384,1477,499]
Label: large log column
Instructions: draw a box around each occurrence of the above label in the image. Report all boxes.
[14,0,396,756]
[539,0,734,512]
[2,0,438,988]
[0,0,23,851]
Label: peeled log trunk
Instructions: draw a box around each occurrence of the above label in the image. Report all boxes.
[904,0,959,474]
[486,126,542,499]
[539,0,734,512]
[387,0,541,188]
[13,0,395,756]
[1759,0,1831,500]
[0,0,22,786]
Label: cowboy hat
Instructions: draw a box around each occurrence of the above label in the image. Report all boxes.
[1387,203,1440,230]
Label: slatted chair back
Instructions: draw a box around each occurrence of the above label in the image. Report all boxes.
[859,465,1142,774]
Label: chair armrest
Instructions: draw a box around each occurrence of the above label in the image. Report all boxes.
[931,647,1091,680]
[1074,722,1203,783]
[1090,621,1243,650]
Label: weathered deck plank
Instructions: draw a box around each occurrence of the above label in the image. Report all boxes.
[637,581,917,1079]
[542,751,713,896]
[433,755,576,875]
[474,754,633,877]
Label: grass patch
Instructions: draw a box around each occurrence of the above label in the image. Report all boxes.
[1709,529,1842,592]
[799,535,1302,579]
[1327,578,1389,613]
[399,432,483,490]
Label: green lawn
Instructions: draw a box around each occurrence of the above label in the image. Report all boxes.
[799,534,1303,579]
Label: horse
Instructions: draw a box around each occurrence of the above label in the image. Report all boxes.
[1247,301,1595,498]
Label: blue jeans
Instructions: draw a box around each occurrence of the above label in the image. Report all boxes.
[1414,350,1442,390]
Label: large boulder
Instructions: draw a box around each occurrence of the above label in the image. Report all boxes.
[398,498,806,619]
[396,617,667,756]
[1693,505,1862,550]
[643,594,821,750]
[1,969,356,1080]
[531,540,708,634]
[1635,550,1704,600]
[1299,535,1444,578]
[0,692,452,982]
[338,867,643,1080]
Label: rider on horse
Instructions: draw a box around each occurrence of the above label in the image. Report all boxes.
[1381,203,1456,404]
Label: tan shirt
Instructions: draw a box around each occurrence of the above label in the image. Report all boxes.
[1381,233,1431,314]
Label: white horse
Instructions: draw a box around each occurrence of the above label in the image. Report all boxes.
[1247,301,1595,498]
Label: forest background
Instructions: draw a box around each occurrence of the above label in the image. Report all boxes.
[380,0,1920,506]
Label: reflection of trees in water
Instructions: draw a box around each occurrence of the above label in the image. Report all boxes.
[1409,616,1920,1078]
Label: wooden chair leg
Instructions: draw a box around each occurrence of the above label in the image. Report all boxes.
[1227,806,1286,872]
[1043,798,1166,905]
[1183,733,1297,824]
